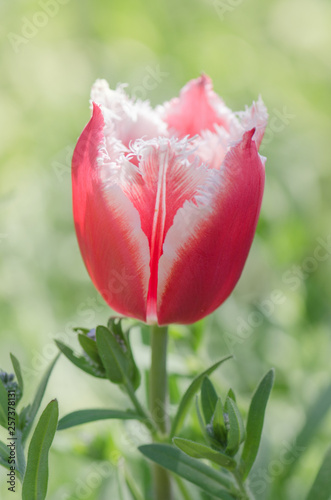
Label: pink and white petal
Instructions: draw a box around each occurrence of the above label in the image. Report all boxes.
[72,103,150,321]
[160,74,231,138]
[193,127,229,170]
[123,137,210,323]
[236,96,268,150]
[124,138,209,244]
[157,129,265,325]
[91,79,167,150]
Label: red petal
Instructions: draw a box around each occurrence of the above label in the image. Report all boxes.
[122,139,209,323]
[72,103,150,321]
[162,74,229,138]
[157,129,265,325]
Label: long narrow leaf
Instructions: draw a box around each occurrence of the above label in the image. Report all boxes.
[170,356,232,438]
[201,377,218,425]
[0,380,8,428]
[240,369,274,479]
[280,383,331,482]
[139,444,236,499]
[58,408,143,430]
[15,430,26,479]
[173,438,236,470]
[22,400,59,500]
[96,326,128,384]
[78,333,102,364]
[0,440,10,469]
[10,353,24,393]
[22,355,60,442]
[306,445,331,500]
[55,341,105,378]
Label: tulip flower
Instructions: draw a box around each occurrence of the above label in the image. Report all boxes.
[72,75,267,325]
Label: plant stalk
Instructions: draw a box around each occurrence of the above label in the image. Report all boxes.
[149,325,173,500]
[233,470,255,500]
[124,379,159,435]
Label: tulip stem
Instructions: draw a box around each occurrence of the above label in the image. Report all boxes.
[149,325,173,500]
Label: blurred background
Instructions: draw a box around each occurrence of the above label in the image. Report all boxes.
[0,0,331,498]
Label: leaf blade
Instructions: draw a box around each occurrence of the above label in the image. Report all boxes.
[306,445,331,500]
[22,400,59,500]
[22,355,60,442]
[240,369,275,479]
[0,380,8,428]
[55,340,105,378]
[77,333,102,365]
[58,408,143,430]
[170,356,232,438]
[173,438,236,470]
[201,377,218,425]
[10,353,24,393]
[225,397,245,456]
[280,383,331,482]
[139,443,236,499]
[96,325,127,384]
[0,440,10,469]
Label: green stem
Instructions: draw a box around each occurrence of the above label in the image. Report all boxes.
[174,476,192,500]
[149,325,173,500]
[233,470,255,500]
[124,380,159,436]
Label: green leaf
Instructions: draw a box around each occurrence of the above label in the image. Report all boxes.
[201,377,218,425]
[173,438,236,470]
[240,368,275,479]
[225,397,245,456]
[212,398,227,445]
[55,340,106,379]
[78,333,102,365]
[0,440,10,469]
[22,355,60,442]
[227,389,236,402]
[0,379,8,428]
[139,444,236,499]
[73,327,91,335]
[15,430,26,479]
[124,468,145,500]
[96,325,129,384]
[280,383,331,482]
[108,319,141,391]
[170,356,232,438]
[22,400,59,500]
[195,395,208,439]
[10,353,24,393]
[306,445,331,500]
[58,408,143,430]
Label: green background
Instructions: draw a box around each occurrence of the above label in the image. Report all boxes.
[0,0,331,498]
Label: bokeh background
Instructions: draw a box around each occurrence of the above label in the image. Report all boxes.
[1,0,331,498]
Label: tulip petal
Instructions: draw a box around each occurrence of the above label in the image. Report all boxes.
[72,103,150,321]
[91,79,168,150]
[121,138,210,323]
[157,129,265,325]
[236,96,268,150]
[161,74,231,138]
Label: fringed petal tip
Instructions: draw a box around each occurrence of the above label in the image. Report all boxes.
[236,96,268,150]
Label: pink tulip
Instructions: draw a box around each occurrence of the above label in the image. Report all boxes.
[72,75,267,325]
